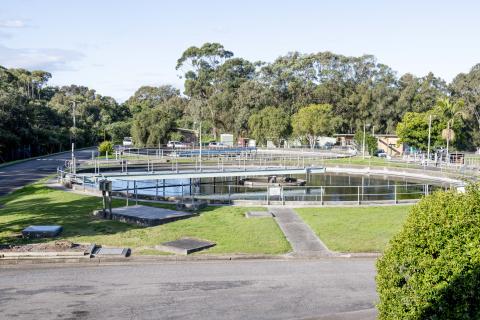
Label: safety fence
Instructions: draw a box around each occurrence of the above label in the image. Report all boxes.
[58,169,451,206]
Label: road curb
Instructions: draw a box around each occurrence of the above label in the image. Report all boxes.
[0,253,284,265]
[0,250,381,267]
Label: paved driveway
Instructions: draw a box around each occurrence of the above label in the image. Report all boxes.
[0,259,377,320]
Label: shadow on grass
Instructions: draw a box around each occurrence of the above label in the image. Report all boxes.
[0,183,235,247]
[0,184,145,245]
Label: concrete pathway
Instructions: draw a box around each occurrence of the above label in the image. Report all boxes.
[270,207,334,257]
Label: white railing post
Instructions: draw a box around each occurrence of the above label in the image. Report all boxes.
[357,186,361,205]
[320,186,324,205]
[126,180,129,207]
[134,180,138,205]
[394,184,397,204]
[228,185,232,204]
[266,186,269,205]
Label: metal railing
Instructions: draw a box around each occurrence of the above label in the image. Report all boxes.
[74,154,335,175]
[58,168,450,206]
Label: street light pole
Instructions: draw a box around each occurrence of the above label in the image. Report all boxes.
[446,119,450,165]
[427,114,432,166]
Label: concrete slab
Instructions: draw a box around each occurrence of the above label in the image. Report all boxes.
[93,247,131,257]
[85,243,97,255]
[106,205,195,227]
[156,238,215,255]
[22,225,62,238]
[245,211,273,218]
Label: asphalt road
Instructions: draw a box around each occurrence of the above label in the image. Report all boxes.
[0,148,94,196]
[0,259,377,320]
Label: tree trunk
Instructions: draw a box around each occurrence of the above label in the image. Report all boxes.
[308,136,315,149]
[212,127,217,140]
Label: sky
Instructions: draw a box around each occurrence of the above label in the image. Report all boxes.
[1,0,479,101]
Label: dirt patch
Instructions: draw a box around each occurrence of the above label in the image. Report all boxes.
[0,240,88,253]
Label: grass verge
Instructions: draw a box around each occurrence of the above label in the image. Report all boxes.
[0,184,290,255]
[324,156,417,169]
[296,205,410,252]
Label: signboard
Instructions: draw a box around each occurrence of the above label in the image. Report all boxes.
[220,134,234,146]
[99,179,112,192]
[268,186,282,196]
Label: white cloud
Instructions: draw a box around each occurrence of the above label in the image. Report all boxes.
[0,44,84,71]
[0,19,26,28]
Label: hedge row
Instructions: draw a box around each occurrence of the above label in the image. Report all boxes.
[376,184,480,319]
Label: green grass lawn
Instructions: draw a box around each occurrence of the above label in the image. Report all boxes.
[0,184,290,255]
[324,156,415,168]
[296,206,410,253]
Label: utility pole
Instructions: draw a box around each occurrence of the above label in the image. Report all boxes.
[198,122,202,171]
[362,123,366,159]
[71,100,77,174]
[427,114,432,166]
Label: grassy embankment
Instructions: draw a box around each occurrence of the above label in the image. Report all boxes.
[296,205,411,252]
[0,184,290,255]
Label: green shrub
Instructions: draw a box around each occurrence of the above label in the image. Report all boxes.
[168,131,183,142]
[354,130,377,156]
[98,141,114,156]
[376,184,480,319]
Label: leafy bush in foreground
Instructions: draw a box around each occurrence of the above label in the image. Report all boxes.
[376,184,480,319]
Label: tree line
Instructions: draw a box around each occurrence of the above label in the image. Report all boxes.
[1,42,479,162]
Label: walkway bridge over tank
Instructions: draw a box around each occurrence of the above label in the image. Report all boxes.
[78,166,326,181]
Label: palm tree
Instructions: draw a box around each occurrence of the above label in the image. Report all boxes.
[435,98,466,161]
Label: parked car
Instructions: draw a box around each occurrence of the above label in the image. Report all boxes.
[208,142,227,148]
[374,149,387,157]
[167,141,187,148]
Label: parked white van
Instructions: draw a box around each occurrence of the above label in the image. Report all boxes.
[123,137,133,147]
[167,141,187,148]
